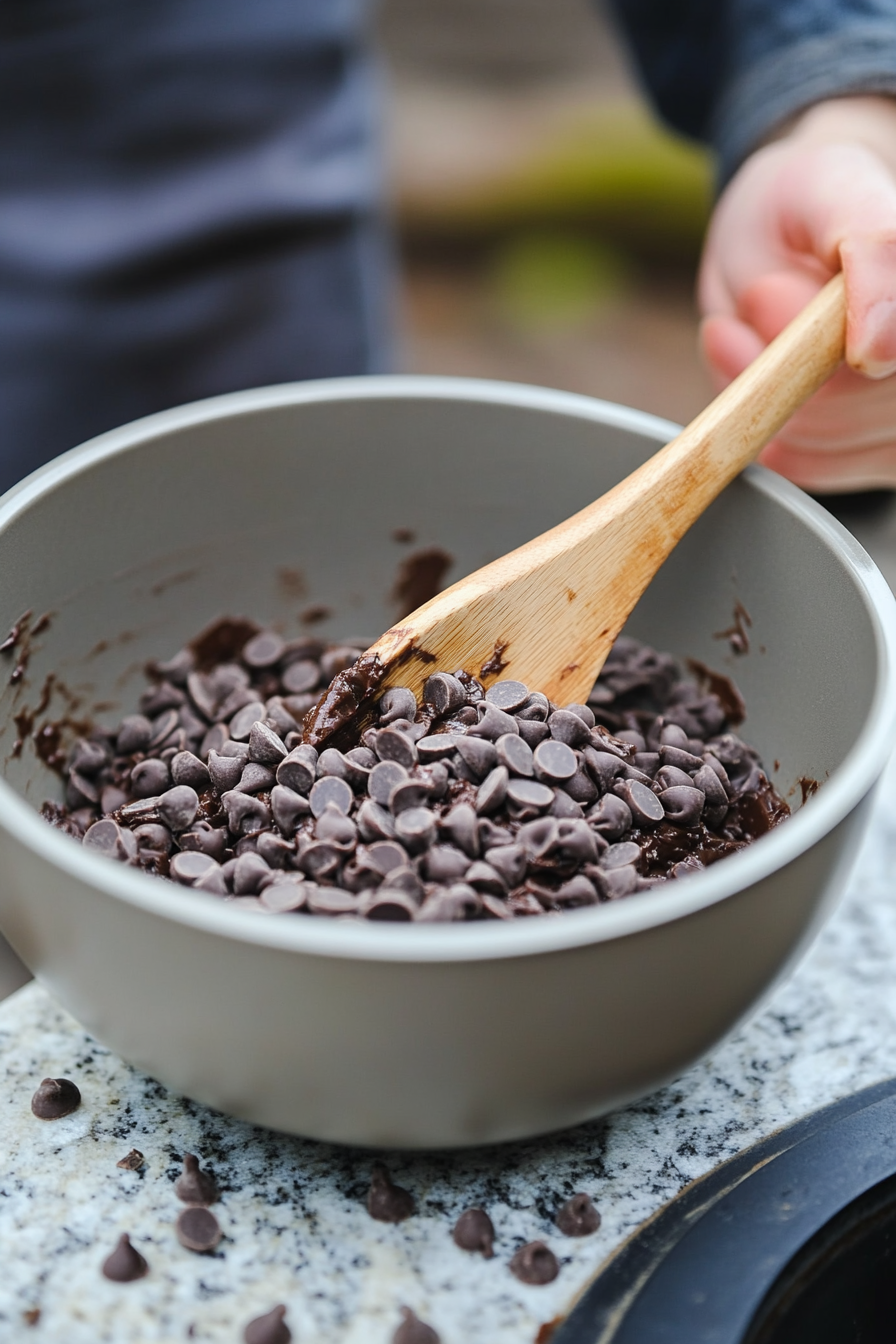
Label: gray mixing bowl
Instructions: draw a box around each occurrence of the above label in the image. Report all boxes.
[0,377,894,1148]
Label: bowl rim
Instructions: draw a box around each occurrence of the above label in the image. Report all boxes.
[2,373,895,965]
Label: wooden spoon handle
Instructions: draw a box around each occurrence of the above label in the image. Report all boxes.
[307,274,847,743]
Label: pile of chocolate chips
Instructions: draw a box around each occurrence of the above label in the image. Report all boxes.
[41,620,789,921]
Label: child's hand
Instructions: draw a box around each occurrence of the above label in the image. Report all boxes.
[699,97,896,491]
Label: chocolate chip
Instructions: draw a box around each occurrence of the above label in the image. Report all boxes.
[243,630,285,669]
[389,779,432,815]
[369,759,409,805]
[533,739,577,783]
[249,721,287,767]
[485,679,529,712]
[244,1304,291,1344]
[83,819,135,863]
[613,779,664,827]
[357,800,397,842]
[556,1192,601,1236]
[116,1149,145,1171]
[236,761,277,795]
[101,1233,148,1282]
[309,775,353,818]
[375,727,418,768]
[175,1153,218,1206]
[423,672,465,717]
[170,750,211,790]
[367,1163,415,1222]
[509,1240,560,1285]
[260,877,308,912]
[208,750,244,792]
[588,794,632,839]
[453,1206,495,1257]
[495,732,534,777]
[276,745,317,795]
[233,852,272,895]
[506,778,554,811]
[158,785,199,833]
[601,841,641,870]
[170,851,220,885]
[394,806,436,853]
[221,790,271,835]
[31,1076,81,1119]
[548,710,591,748]
[516,718,551,748]
[659,785,705,827]
[306,886,360,916]
[363,890,417,920]
[416,734,458,763]
[130,758,170,798]
[269,784,311,835]
[378,686,419,724]
[454,735,497,781]
[476,766,509,815]
[393,1307,440,1344]
[440,802,480,858]
[176,1205,221,1253]
[484,843,527,887]
[229,701,266,741]
[468,702,519,743]
[116,714,153,755]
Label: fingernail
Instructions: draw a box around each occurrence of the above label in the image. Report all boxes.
[855,298,896,378]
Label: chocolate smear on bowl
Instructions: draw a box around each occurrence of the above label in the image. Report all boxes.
[175,1153,218,1205]
[453,1207,495,1257]
[555,1192,600,1236]
[509,1240,560,1285]
[176,1205,222,1253]
[686,658,746,727]
[301,604,332,626]
[102,1233,149,1282]
[392,547,453,620]
[31,1076,81,1119]
[244,1304,291,1344]
[480,641,509,679]
[116,1149,145,1171]
[393,1307,440,1344]
[714,599,752,655]
[367,1162,415,1223]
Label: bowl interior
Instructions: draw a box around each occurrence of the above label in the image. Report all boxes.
[0,379,883,859]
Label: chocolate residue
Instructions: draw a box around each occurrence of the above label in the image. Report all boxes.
[714,599,753,655]
[31,612,52,636]
[392,547,453,619]
[686,658,746,727]
[392,527,416,545]
[277,567,307,599]
[798,776,820,803]
[150,569,198,597]
[535,1320,563,1344]
[189,616,259,671]
[635,775,789,877]
[480,641,509,679]
[302,652,387,749]
[301,604,332,626]
[0,609,32,655]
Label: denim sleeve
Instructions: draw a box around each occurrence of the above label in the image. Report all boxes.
[607,0,896,184]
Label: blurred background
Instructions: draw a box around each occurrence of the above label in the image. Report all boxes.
[379,0,714,425]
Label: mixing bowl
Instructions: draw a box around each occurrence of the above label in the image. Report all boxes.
[0,376,893,1148]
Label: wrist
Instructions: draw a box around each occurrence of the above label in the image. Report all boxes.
[773,96,896,180]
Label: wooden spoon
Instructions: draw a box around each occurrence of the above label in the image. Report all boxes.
[306,274,846,746]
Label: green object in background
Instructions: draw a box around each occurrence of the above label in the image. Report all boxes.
[399,100,713,263]
[489,232,630,331]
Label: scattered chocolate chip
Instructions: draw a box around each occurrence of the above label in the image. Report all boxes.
[555,1192,601,1236]
[244,1304,291,1344]
[116,1149,145,1171]
[509,1240,560,1285]
[31,1076,81,1120]
[102,1233,149,1282]
[175,1153,218,1206]
[175,1205,222,1253]
[367,1162,415,1222]
[393,1307,441,1344]
[453,1207,495,1257]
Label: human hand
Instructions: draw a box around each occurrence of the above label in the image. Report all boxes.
[699,97,896,491]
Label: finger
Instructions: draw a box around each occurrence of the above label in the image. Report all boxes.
[699,314,764,386]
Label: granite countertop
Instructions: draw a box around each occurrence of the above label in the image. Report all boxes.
[3,752,896,1344]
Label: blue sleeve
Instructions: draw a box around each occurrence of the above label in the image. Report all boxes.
[607,0,896,183]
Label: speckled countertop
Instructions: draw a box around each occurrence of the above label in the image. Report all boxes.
[3,751,896,1344]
